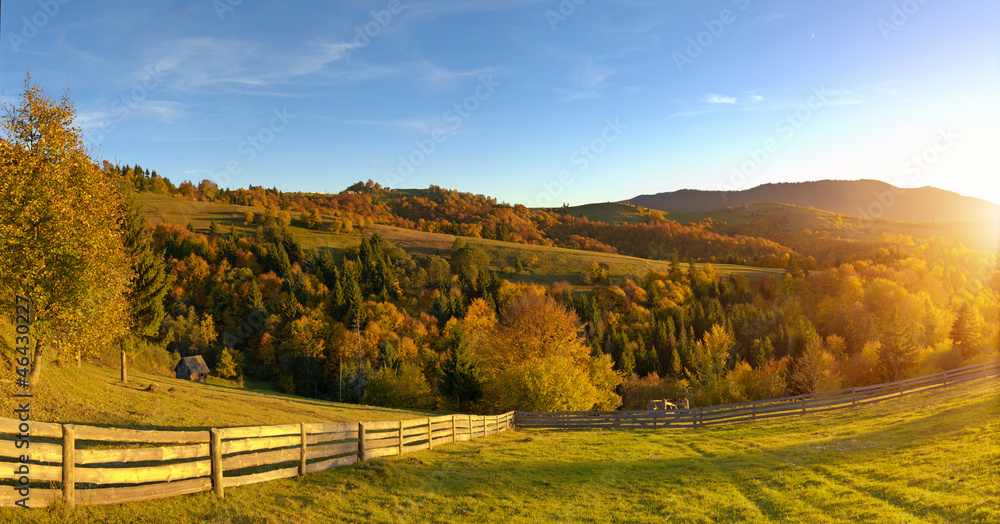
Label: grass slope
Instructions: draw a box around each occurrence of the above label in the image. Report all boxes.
[4,375,996,522]
[366,223,784,287]
[558,202,667,225]
[137,193,785,287]
[0,320,431,429]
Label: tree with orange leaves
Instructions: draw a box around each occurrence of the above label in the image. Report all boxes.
[465,293,621,412]
[0,76,131,384]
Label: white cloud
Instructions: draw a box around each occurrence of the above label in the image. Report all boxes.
[703,94,737,104]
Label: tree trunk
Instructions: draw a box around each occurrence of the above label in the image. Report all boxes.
[121,349,128,383]
[28,337,45,385]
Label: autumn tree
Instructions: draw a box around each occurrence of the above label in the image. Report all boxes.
[789,338,841,394]
[476,293,622,412]
[0,77,132,383]
[688,324,741,405]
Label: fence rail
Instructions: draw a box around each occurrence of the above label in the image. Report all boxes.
[515,358,1000,430]
[0,411,513,509]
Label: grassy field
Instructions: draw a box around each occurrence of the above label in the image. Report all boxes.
[560,202,667,225]
[2,369,995,522]
[0,318,430,429]
[0,361,432,430]
[136,193,786,287]
[367,223,785,287]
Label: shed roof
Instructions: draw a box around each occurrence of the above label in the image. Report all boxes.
[177,355,210,374]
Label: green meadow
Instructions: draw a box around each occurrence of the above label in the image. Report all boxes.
[2,356,995,523]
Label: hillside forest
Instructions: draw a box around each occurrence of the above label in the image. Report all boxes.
[2,80,998,414]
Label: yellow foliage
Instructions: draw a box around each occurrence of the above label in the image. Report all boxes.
[0,76,131,376]
[465,293,622,412]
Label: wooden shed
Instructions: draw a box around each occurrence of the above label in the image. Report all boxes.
[175,355,210,383]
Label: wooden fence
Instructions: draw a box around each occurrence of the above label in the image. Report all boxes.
[0,412,513,508]
[516,358,1000,430]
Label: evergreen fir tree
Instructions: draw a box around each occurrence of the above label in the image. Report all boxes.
[247,280,266,315]
[438,330,484,411]
[120,198,171,341]
[274,242,291,276]
[346,272,366,328]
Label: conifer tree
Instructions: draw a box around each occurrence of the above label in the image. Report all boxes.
[345,271,366,328]
[120,197,171,340]
[247,280,266,315]
[951,303,986,359]
[118,195,172,381]
[438,330,483,411]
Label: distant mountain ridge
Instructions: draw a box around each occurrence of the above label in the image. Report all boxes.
[629,180,999,223]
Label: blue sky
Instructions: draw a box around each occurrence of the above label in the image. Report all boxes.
[2,0,998,207]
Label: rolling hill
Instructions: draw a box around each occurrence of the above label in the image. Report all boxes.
[629,179,1000,223]
[563,200,999,253]
[136,193,785,287]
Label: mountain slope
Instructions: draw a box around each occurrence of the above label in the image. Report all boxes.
[630,179,1000,223]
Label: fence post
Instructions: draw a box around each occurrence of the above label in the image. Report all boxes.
[942,369,949,387]
[62,424,75,509]
[751,404,756,422]
[802,399,807,415]
[398,420,404,454]
[467,414,472,439]
[852,388,857,407]
[698,408,703,428]
[210,428,224,499]
[358,422,367,462]
[427,418,433,449]
[450,415,456,443]
[299,423,307,476]
[614,411,621,429]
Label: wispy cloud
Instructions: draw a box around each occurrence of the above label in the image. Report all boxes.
[703,94,737,104]
[669,108,720,119]
[742,11,791,28]
[556,64,616,103]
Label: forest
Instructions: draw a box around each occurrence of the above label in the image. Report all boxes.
[2,81,998,415]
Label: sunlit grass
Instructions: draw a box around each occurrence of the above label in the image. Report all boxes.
[0,357,431,429]
[4,371,995,523]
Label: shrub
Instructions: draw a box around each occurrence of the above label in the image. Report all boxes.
[367,362,435,409]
